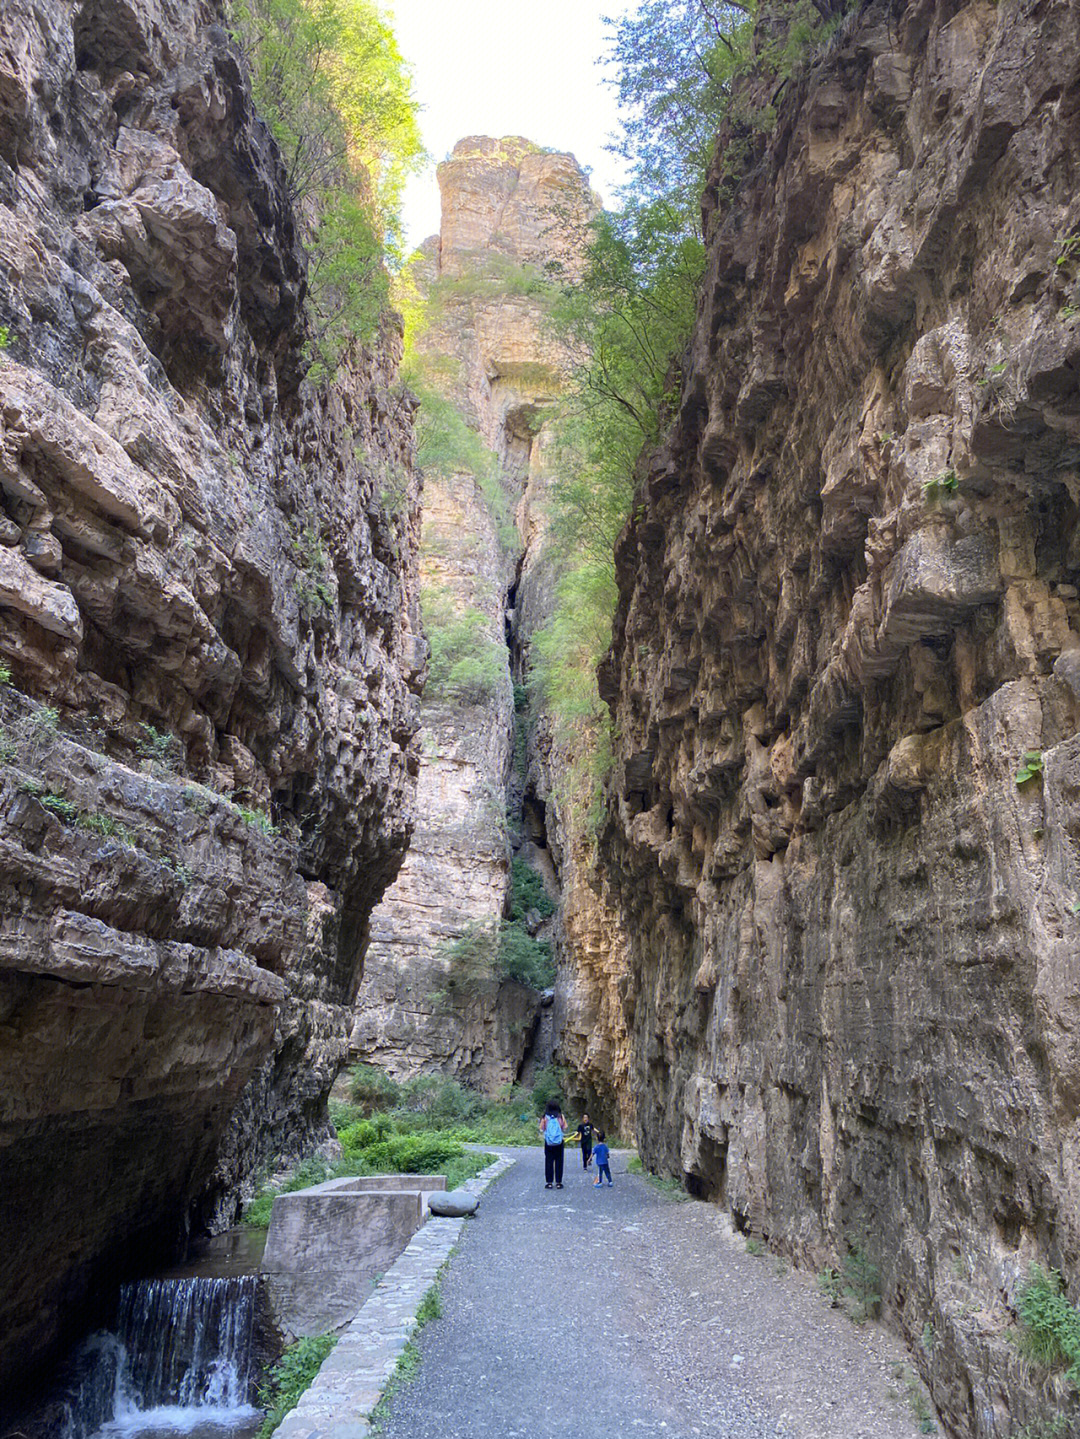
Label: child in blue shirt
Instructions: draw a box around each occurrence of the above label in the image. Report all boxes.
[592,1132,612,1186]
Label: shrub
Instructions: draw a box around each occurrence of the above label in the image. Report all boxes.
[237,805,279,835]
[256,1333,337,1439]
[136,722,181,772]
[819,1245,881,1323]
[530,1065,565,1113]
[39,792,78,823]
[422,589,505,705]
[1016,1264,1080,1382]
[498,922,555,988]
[0,660,10,685]
[242,1156,334,1227]
[508,857,555,921]
[347,1062,402,1112]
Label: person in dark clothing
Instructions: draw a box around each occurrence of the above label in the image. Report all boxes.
[575,1113,595,1169]
[592,1132,613,1186]
[539,1099,566,1188]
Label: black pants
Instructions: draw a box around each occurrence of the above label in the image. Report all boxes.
[544,1143,565,1185]
[581,1144,592,1169]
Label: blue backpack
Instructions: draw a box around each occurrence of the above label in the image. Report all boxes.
[543,1114,563,1145]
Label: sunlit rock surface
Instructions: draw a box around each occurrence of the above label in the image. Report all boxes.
[349,137,605,1092]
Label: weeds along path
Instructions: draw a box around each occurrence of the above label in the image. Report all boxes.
[375,1147,925,1439]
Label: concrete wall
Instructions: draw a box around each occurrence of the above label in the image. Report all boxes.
[261,1177,447,1336]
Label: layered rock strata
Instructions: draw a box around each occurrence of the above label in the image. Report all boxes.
[0,0,421,1397]
[601,2,1080,1433]
[350,138,601,1091]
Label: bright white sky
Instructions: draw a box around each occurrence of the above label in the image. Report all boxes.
[391,0,631,250]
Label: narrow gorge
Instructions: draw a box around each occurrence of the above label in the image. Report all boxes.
[2,0,1080,1437]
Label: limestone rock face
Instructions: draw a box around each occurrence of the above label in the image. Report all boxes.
[0,0,421,1396]
[598,2,1080,1432]
[350,138,597,1091]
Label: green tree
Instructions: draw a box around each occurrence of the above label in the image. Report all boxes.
[231,0,424,375]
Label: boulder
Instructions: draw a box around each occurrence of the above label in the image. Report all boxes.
[427,1189,479,1218]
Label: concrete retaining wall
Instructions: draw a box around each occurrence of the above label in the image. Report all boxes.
[261,1175,447,1337]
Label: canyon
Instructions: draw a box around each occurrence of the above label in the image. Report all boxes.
[1,0,1079,1436]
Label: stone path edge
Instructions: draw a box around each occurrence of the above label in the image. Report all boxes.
[273,1153,517,1439]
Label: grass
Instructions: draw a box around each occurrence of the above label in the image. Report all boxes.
[625,1154,691,1201]
[745,1237,766,1256]
[1015,1264,1080,1384]
[236,805,279,836]
[256,1333,337,1439]
[894,1365,935,1434]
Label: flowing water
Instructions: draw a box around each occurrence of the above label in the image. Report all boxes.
[59,1276,260,1439]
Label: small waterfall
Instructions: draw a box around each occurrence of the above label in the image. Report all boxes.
[60,1277,258,1439]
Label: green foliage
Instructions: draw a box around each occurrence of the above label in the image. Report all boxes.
[404,365,516,550]
[292,524,334,611]
[137,722,181,772]
[422,588,505,704]
[415,1284,443,1326]
[0,661,11,685]
[602,0,754,221]
[231,0,424,377]
[498,922,555,988]
[256,1334,338,1439]
[745,1237,765,1256]
[530,1065,566,1114]
[1016,751,1045,786]
[923,469,959,501]
[39,791,78,823]
[243,1157,335,1227]
[1016,1265,1080,1383]
[76,811,138,845]
[0,325,10,350]
[509,857,555,921]
[29,705,59,737]
[237,805,279,835]
[625,1156,691,1201]
[819,1245,881,1323]
[349,1062,403,1112]
[899,1366,936,1434]
[440,917,555,993]
[428,256,553,310]
[0,728,15,764]
[921,1322,936,1351]
[1012,1417,1068,1439]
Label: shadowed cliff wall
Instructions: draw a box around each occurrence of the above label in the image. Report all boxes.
[600,0,1080,1432]
[0,0,421,1396]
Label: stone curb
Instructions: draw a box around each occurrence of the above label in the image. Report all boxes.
[273,1153,516,1439]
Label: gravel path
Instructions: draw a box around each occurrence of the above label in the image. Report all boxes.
[377,1148,927,1439]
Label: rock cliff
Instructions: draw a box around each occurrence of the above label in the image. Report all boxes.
[350,137,598,1091]
[600,0,1080,1432]
[0,0,421,1398]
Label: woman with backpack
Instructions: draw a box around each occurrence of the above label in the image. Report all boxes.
[539,1099,567,1188]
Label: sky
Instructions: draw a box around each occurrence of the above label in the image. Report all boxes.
[391,0,630,251]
